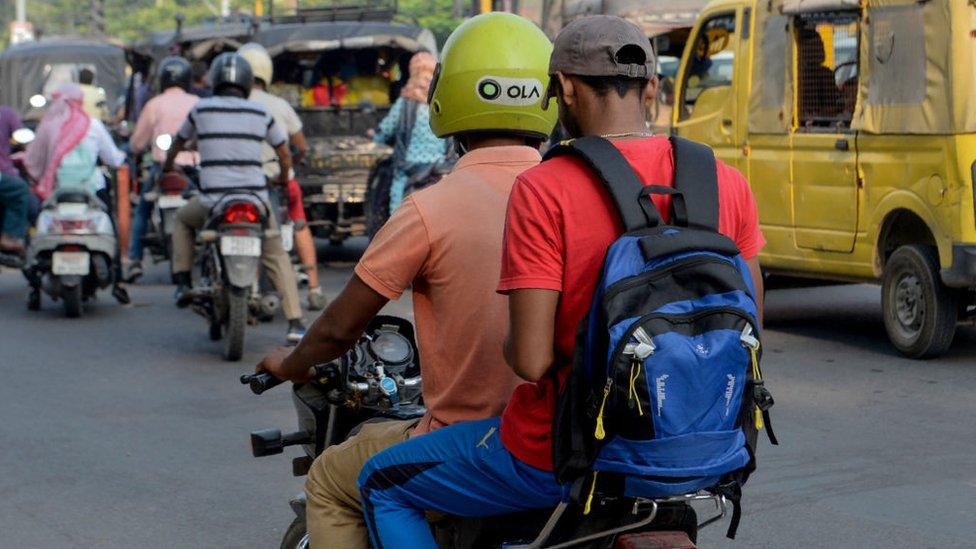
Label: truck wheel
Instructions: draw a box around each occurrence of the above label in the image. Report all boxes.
[223,290,248,362]
[279,518,308,549]
[882,245,957,358]
[63,284,82,318]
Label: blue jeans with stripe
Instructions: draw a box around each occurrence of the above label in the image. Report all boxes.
[358,417,566,549]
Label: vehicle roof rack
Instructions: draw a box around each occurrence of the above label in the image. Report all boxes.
[273,1,398,24]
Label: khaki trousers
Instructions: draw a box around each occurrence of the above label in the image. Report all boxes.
[171,196,302,320]
[305,419,418,549]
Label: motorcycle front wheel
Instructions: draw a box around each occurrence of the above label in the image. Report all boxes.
[223,288,248,361]
[280,518,308,549]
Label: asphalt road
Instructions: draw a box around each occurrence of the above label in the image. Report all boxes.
[0,241,973,548]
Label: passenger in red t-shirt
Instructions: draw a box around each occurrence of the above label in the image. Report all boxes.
[354,16,766,549]
[499,22,766,474]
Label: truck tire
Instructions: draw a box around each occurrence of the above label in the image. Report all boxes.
[882,245,957,358]
[223,289,248,362]
[63,284,82,318]
[279,518,308,549]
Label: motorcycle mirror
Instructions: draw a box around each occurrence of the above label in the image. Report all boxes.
[29,94,47,109]
[12,128,35,145]
[155,134,173,152]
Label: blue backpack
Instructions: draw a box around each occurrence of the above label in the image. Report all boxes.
[546,136,778,539]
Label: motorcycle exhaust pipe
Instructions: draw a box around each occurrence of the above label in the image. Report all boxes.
[259,292,281,318]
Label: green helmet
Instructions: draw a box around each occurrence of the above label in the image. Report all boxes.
[429,12,556,140]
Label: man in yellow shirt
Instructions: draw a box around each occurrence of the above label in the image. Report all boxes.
[79,68,107,121]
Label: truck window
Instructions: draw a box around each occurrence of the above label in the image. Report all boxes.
[795,14,859,129]
[680,14,737,120]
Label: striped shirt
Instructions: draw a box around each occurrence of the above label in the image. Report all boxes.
[177,95,287,198]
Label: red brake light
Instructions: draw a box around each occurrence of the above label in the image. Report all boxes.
[223,202,260,224]
[60,244,83,252]
[54,219,95,234]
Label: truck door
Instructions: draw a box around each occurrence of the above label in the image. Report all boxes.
[790,14,860,253]
[672,11,741,168]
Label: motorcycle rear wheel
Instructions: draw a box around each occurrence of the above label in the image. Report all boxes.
[63,284,82,318]
[223,289,247,361]
[279,518,308,549]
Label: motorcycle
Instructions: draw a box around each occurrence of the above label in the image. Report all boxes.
[139,134,192,264]
[242,316,728,549]
[186,191,280,361]
[25,188,118,317]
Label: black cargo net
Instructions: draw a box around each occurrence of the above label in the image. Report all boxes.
[796,16,859,129]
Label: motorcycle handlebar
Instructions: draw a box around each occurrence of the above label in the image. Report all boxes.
[240,372,284,395]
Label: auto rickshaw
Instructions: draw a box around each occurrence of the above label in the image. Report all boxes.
[138,6,436,245]
[0,37,129,124]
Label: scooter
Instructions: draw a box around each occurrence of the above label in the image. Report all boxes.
[242,317,727,549]
[25,188,118,317]
[186,191,278,361]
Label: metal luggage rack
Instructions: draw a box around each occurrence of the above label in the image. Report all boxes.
[271,1,398,23]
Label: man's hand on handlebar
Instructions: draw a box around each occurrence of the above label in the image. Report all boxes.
[256,346,315,384]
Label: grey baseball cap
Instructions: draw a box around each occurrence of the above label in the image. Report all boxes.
[543,15,655,109]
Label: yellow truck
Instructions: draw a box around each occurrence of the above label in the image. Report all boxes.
[672,0,976,358]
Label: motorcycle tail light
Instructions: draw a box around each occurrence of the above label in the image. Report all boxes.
[223,202,260,224]
[53,218,95,234]
[60,244,83,252]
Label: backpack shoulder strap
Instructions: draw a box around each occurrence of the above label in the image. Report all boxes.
[670,136,719,232]
[544,135,660,231]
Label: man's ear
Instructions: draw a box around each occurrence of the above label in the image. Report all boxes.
[556,72,575,107]
[644,76,660,107]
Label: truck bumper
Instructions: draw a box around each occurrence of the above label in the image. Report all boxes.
[940,244,976,288]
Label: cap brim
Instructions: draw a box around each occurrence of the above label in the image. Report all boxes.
[542,78,557,111]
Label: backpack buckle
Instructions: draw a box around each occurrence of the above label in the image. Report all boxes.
[624,326,656,359]
[739,325,759,350]
[752,382,775,412]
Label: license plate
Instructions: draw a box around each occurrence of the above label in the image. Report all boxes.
[52,251,90,275]
[157,195,187,209]
[220,236,261,257]
[280,223,294,252]
[56,203,88,216]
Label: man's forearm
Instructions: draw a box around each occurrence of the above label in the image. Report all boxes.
[279,314,357,380]
[162,138,184,171]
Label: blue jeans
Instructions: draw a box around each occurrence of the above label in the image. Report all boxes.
[358,418,566,549]
[0,173,30,240]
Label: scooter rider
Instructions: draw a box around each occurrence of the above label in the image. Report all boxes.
[254,13,557,549]
[0,102,30,265]
[126,56,200,282]
[355,16,766,549]
[237,43,326,311]
[163,53,306,343]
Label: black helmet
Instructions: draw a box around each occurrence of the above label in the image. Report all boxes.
[209,52,253,97]
[158,56,192,91]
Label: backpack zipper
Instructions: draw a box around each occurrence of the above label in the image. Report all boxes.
[602,255,737,308]
[594,378,613,440]
[623,326,654,416]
